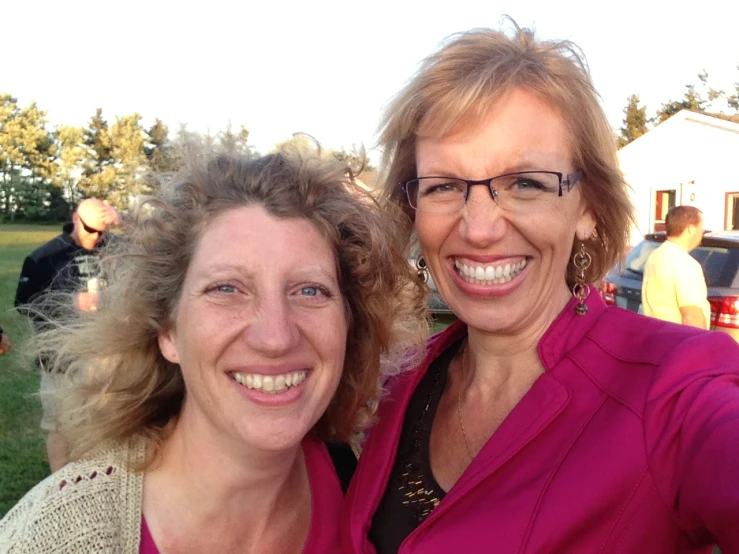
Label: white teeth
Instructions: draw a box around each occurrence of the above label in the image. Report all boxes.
[454,258,528,286]
[232,370,308,394]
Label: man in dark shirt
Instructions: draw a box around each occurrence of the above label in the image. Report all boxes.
[14,197,119,471]
[15,198,119,314]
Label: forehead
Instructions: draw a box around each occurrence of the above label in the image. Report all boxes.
[189,205,337,276]
[77,203,105,223]
[416,89,572,175]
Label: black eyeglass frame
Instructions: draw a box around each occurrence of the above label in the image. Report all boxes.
[401,170,584,210]
[77,214,105,235]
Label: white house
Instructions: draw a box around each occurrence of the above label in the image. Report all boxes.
[617,110,739,246]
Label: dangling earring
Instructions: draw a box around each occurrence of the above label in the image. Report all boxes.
[572,243,592,316]
[415,255,429,283]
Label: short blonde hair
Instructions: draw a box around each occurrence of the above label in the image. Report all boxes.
[36,145,428,463]
[378,21,634,284]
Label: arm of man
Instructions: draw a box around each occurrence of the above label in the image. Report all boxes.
[675,259,709,330]
[14,256,43,313]
[679,306,708,329]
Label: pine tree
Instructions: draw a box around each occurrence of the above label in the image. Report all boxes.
[617,95,649,148]
[80,108,116,199]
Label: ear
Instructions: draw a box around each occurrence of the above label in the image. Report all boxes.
[158,330,180,364]
[575,207,597,242]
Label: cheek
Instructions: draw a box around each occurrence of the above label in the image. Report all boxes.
[415,213,451,252]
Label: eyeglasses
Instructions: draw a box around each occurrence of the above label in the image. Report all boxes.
[401,170,584,214]
[77,215,105,236]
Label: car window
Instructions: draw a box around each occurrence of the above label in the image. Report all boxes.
[690,247,736,287]
[623,240,661,275]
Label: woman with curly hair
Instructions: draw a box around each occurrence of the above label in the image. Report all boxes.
[0,146,427,553]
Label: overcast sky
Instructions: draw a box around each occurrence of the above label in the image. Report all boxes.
[3,0,738,158]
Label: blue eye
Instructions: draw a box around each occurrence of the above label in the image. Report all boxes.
[301,286,319,297]
[216,284,236,293]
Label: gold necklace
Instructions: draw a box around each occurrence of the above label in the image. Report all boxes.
[457,346,475,460]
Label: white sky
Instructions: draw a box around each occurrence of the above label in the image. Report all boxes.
[2,0,738,160]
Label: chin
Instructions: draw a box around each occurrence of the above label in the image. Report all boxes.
[240,418,316,453]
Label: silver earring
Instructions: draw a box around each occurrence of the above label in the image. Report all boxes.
[572,243,592,316]
[415,255,429,283]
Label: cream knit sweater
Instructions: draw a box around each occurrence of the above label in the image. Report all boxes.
[0,437,145,553]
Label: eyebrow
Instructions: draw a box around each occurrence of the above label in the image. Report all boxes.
[192,264,339,284]
[421,152,569,177]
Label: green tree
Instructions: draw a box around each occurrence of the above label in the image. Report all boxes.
[108,113,148,208]
[331,146,374,173]
[272,133,321,157]
[219,122,256,156]
[728,64,739,112]
[654,85,705,124]
[0,94,56,219]
[53,125,86,206]
[653,71,725,124]
[145,118,180,173]
[80,108,116,199]
[617,94,649,148]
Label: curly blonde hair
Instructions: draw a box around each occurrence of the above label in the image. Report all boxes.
[378,21,634,285]
[36,145,428,463]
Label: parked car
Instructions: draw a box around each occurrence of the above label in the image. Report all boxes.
[600,231,739,342]
[409,251,452,315]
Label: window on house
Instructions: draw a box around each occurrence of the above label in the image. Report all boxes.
[653,190,676,232]
[725,193,739,230]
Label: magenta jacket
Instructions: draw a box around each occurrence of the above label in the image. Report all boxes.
[342,292,739,553]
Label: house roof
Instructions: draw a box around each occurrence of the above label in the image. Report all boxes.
[619,109,739,153]
[706,112,739,125]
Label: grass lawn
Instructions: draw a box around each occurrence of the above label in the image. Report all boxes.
[0,223,60,517]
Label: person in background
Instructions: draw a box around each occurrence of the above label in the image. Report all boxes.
[14,197,120,471]
[0,146,426,553]
[15,197,120,314]
[642,205,710,329]
[342,21,739,553]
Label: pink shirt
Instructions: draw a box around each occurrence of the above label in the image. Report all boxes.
[343,290,739,553]
[141,436,343,553]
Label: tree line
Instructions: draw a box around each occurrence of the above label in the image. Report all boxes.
[617,67,739,148]
[0,93,371,222]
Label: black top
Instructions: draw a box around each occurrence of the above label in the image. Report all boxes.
[369,340,463,553]
[14,223,105,320]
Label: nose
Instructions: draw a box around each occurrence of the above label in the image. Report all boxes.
[244,294,300,356]
[459,185,506,247]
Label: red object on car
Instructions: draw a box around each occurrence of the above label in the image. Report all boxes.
[600,280,616,306]
[708,296,739,329]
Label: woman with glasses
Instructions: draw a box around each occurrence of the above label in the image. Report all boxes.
[342,21,739,553]
[0,147,427,553]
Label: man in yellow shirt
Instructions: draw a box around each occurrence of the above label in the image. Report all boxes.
[642,206,710,329]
